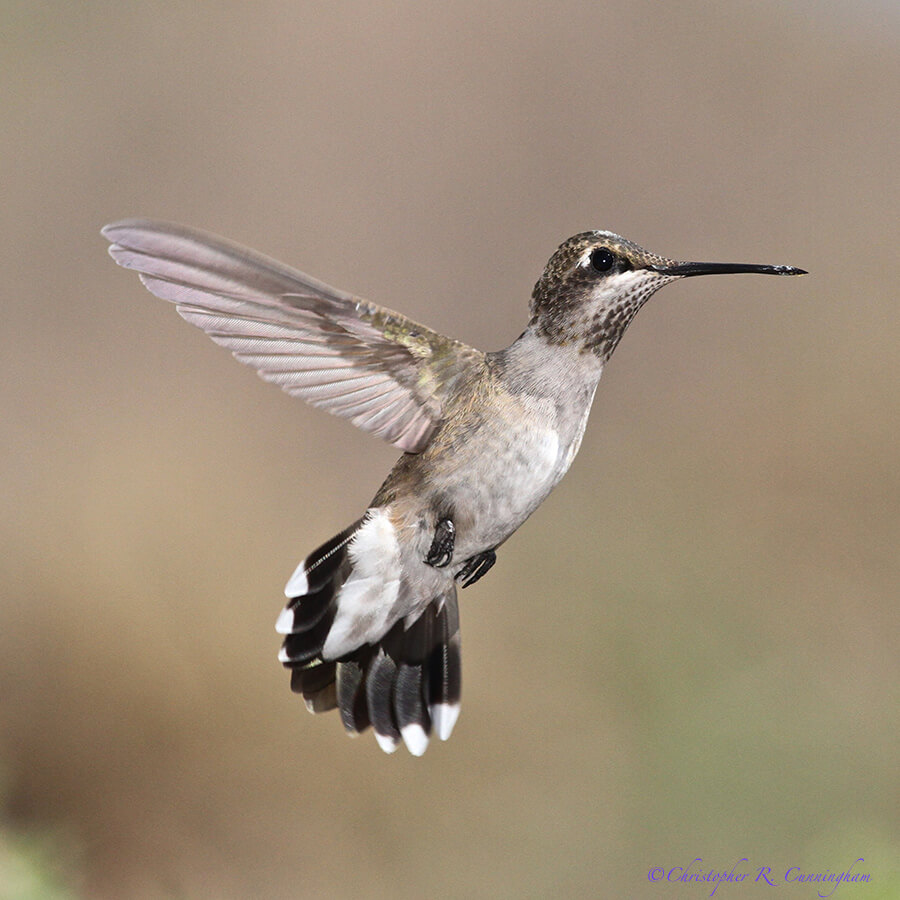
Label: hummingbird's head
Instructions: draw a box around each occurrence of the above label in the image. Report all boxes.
[530,231,806,361]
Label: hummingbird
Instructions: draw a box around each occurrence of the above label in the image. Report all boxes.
[102,220,805,756]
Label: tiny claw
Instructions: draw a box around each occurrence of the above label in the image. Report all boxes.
[425,518,455,568]
[456,549,497,588]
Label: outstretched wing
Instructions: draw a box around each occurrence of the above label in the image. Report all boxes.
[102,219,483,452]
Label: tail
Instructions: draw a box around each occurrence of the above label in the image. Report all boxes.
[275,510,462,756]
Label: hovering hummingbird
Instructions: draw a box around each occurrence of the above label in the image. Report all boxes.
[103,220,805,756]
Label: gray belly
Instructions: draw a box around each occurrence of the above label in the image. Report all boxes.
[436,416,569,562]
[380,376,597,581]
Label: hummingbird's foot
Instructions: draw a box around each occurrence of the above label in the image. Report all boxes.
[456,549,496,588]
[425,518,455,568]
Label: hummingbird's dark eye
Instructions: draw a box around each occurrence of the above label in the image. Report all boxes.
[589,248,616,273]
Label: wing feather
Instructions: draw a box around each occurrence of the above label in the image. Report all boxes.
[103,219,484,452]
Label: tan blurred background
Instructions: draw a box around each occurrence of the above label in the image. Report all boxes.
[1,1,898,898]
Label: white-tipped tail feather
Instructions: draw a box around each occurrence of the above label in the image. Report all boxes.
[374,732,400,754]
[430,702,461,742]
[274,605,297,635]
[283,561,309,598]
[277,509,462,756]
[401,723,430,757]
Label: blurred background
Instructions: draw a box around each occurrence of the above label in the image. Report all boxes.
[1,1,897,898]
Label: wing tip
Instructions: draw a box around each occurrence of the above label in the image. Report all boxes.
[101,217,166,243]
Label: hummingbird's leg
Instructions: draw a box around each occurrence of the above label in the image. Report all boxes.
[456,549,497,588]
[424,518,456,568]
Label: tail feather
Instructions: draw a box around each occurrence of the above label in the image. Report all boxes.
[278,603,337,665]
[428,601,462,741]
[276,512,462,756]
[304,680,338,714]
[290,660,338,713]
[366,650,402,753]
[392,610,436,756]
[278,583,332,634]
[282,518,361,603]
[336,658,371,734]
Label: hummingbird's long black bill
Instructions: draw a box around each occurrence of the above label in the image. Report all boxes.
[649,261,807,277]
